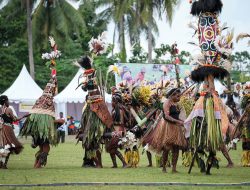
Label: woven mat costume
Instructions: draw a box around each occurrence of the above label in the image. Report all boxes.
[184,0,232,175]
[21,77,57,145]
[20,37,60,168]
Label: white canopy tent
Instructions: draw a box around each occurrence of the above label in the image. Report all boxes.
[54,69,112,121]
[2,65,43,103]
[214,79,228,95]
[197,79,227,95]
[1,65,43,116]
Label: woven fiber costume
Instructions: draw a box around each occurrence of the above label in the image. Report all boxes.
[0,95,24,169]
[76,56,113,168]
[123,86,157,168]
[185,0,232,175]
[142,88,187,173]
[105,89,127,168]
[235,34,250,166]
[20,37,60,168]
[239,83,250,166]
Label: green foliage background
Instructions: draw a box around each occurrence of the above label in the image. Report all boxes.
[0,1,113,93]
[0,0,249,94]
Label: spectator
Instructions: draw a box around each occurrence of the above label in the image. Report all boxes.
[68,116,75,135]
[57,112,66,143]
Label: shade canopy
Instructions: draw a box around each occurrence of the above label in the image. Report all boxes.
[214,79,227,95]
[54,69,111,103]
[2,65,43,103]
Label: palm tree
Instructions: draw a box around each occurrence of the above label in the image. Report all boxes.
[1,0,85,78]
[97,0,136,63]
[1,0,36,78]
[32,0,86,55]
[139,0,179,63]
[26,0,35,79]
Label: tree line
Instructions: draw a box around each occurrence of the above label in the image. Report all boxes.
[0,0,249,93]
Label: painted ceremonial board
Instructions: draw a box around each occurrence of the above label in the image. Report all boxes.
[115,63,191,85]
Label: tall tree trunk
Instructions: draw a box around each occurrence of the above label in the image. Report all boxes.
[112,24,116,57]
[118,16,127,63]
[147,3,153,64]
[133,0,140,45]
[27,0,35,79]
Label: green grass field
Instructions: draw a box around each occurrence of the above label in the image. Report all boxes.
[0,136,249,190]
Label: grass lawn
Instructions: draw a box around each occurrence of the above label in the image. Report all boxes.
[0,136,249,190]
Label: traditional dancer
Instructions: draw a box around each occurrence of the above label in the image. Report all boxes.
[237,83,250,166]
[105,89,127,168]
[20,37,61,168]
[0,95,28,169]
[235,33,250,166]
[186,0,233,175]
[76,56,113,168]
[143,88,187,173]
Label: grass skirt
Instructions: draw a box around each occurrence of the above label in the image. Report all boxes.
[20,113,57,146]
[124,148,140,168]
[142,118,187,154]
[241,150,250,167]
[80,105,104,159]
[187,96,224,152]
[0,124,23,154]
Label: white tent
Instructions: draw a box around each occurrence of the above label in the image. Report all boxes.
[54,69,87,104]
[54,69,112,121]
[2,65,43,103]
[1,65,43,117]
[198,80,227,95]
[214,80,227,95]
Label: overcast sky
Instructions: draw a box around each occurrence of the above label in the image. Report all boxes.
[106,0,250,58]
[1,0,249,59]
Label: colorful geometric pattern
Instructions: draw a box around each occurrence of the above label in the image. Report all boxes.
[32,77,57,114]
[198,13,219,65]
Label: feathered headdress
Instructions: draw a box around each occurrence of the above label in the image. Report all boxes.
[214,29,234,56]
[41,36,61,77]
[190,0,223,16]
[77,56,93,70]
[132,86,151,106]
[41,36,61,66]
[88,31,108,55]
[107,65,120,76]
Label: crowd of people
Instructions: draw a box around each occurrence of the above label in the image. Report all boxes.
[0,0,250,177]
